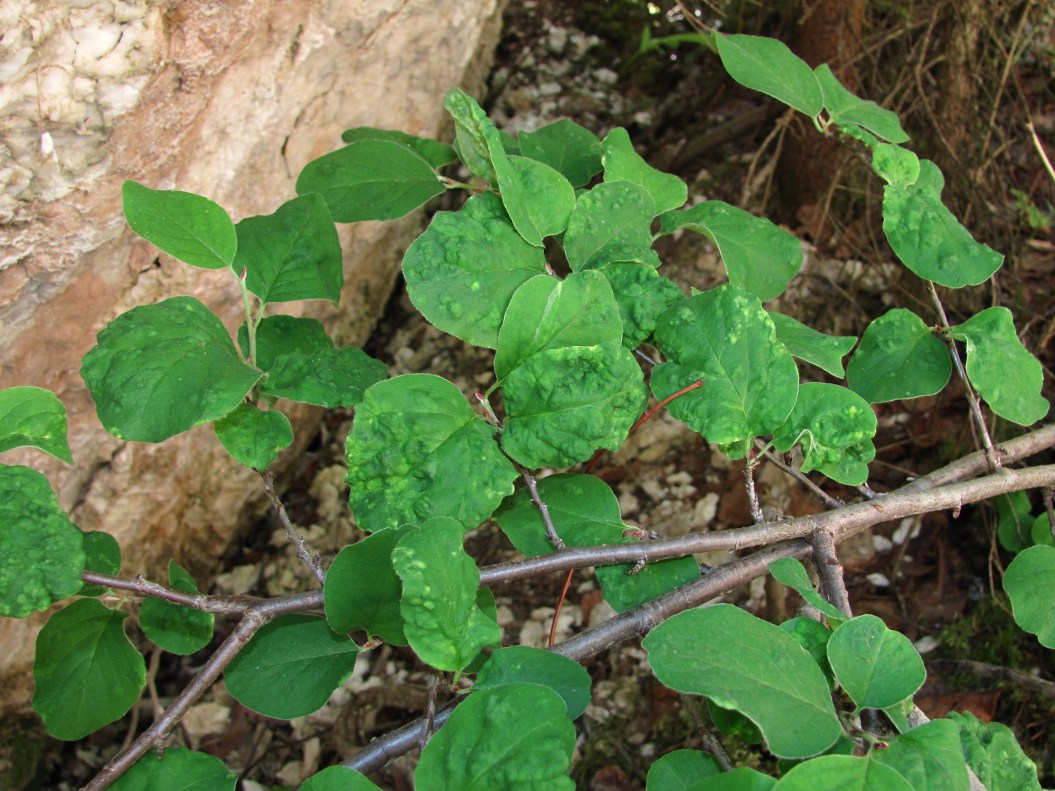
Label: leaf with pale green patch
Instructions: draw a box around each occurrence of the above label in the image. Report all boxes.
[392,518,499,672]
[872,145,920,187]
[563,181,659,270]
[474,645,592,718]
[81,297,261,443]
[32,598,145,740]
[815,64,908,143]
[846,309,951,403]
[110,748,237,791]
[519,119,603,187]
[603,264,685,348]
[714,34,823,116]
[340,126,456,168]
[827,614,926,710]
[346,375,517,532]
[873,719,970,791]
[213,404,293,470]
[0,386,73,463]
[1004,545,1055,648]
[325,526,411,645]
[768,312,855,378]
[602,127,687,214]
[444,88,498,182]
[403,192,547,348]
[140,561,214,655]
[949,711,1042,791]
[122,181,236,269]
[261,345,387,408]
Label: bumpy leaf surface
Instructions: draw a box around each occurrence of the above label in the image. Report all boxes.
[325,526,411,645]
[0,386,73,462]
[1004,545,1055,648]
[768,312,855,378]
[78,530,121,597]
[563,181,659,270]
[872,144,920,187]
[225,614,358,719]
[815,64,908,143]
[261,346,387,408]
[110,748,236,790]
[392,518,499,671]
[81,297,261,442]
[873,720,970,791]
[122,181,236,269]
[846,309,951,403]
[827,614,926,710]
[444,88,499,182]
[714,34,823,116]
[32,598,145,740]
[519,118,603,187]
[489,138,576,245]
[416,684,576,790]
[602,127,687,214]
[346,375,516,532]
[213,404,293,470]
[602,264,685,348]
[0,465,85,617]
[403,192,547,348]
[139,561,214,655]
[644,604,841,758]
[949,711,1043,791]
[474,645,592,718]
[341,126,456,168]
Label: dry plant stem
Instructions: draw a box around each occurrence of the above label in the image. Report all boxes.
[927,282,1000,470]
[1043,485,1055,542]
[928,658,1055,700]
[744,454,765,523]
[810,529,852,617]
[421,673,439,750]
[1029,119,1055,183]
[757,440,844,508]
[262,469,326,585]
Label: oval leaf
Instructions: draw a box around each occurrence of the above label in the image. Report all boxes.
[873,719,970,791]
[110,748,236,791]
[948,710,1044,791]
[0,386,73,463]
[563,181,659,271]
[602,127,687,215]
[1004,545,1055,648]
[646,749,722,791]
[815,64,908,144]
[714,34,823,117]
[772,755,913,791]
[846,309,951,403]
[81,296,261,443]
[122,181,236,269]
[139,561,214,656]
[346,375,517,532]
[827,614,926,710]
[644,604,842,758]
[603,264,686,349]
[768,312,856,378]
[260,345,387,408]
[519,119,603,188]
[239,314,331,370]
[492,151,576,245]
[325,526,411,645]
[474,645,592,719]
[213,404,293,470]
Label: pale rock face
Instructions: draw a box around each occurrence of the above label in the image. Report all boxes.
[0,0,505,713]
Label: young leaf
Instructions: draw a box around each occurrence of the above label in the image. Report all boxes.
[883,183,1003,287]
[1031,512,1055,547]
[494,271,623,381]
[602,127,687,215]
[846,309,951,403]
[768,558,847,625]
[995,490,1034,553]
[489,141,576,245]
[771,755,913,790]
[658,201,803,300]
[139,560,215,655]
[260,345,387,408]
[1004,545,1055,648]
[122,181,236,269]
[213,404,293,470]
[767,312,856,378]
[0,465,85,618]
[652,285,799,457]
[602,264,685,348]
[443,88,499,182]
[771,382,876,486]
[0,386,73,463]
[392,518,499,672]
[81,296,261,443]
[714,34,823,117]
[872,719,970,791]
[109,748,237,790]
[643,604,842,759]
[646,749,722,791]
[871,144,920,187]
[32,598,145,740]
[948,711,1043,791]
[78,530,122,597]
[233,193,342,304]
[403,192,547,348]
[947,307,1049,425]
[295,140,444,222]
[225,614,359,719]
[346,375,517,532]
[340,126,456,168]
[563,181,659,270]
[519,118,604,187]
[501,342,648,468]
[416,684,576,791]
[325,526,411,645]
[815,64,908,144]
[826,614,925,710]
[474,645,592,719]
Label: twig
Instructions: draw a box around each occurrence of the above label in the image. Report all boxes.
[928,658,1055,700]
[520,469,565,550]
[1043,486,1055,543]
[810,530,852,617]
[421,673,439,751]
[80,571,266,615]
[261,469,326,585]
[757,440,844,509]
[1029,119,1055,184]
[744,452,765,524]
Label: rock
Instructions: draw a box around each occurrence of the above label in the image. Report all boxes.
[0,0,506,714]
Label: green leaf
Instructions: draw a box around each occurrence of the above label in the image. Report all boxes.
[873,719,970,791]
[403,192,547,348]
[346,375,517,532]
[846,309,951,403]
[32,598,145,740]
[1004,545,1055,648]
[122,181,236,269]
[474,645,592,718]
[645,605,841,759]
[81,297,261,443]
[0,386,73,463]
[324,526,410,645]
[872,144,920,187]
[225,614,359,719]
[658,202,802,300]
[0,465,85,618]
[916,159,945,195]
[947,307,1049,425]
[688,767,777,790]
[646,749,722,791]
[948,711,1042,791]
[490,146,576,245]
[110,748,236,791]
[239,314,331,370]
[602,127,687,215]
[416,684,576,791]
[709,700,764,744]
[826,614,925,710]
[995,491,1034,553]
[233,193,342,304]
[767,313,856,378]
[780,617,835,687]
[1031,512,1054,547]
[768,558,847,625]
[714,34,823,117]
[602,264,685,348]
[815,65,908,144]
[392,518,499,672]
[261,345,387,408]
[563,181,659,270]
[652,285,799,456]
[771,383,876,486]
[213,404,293,470]
[296,140,444,222]
[519,119,603,188]
[139,561,214,656]
[501,342,648,468]
[494,271,623,382]
[340,126,456,168]
[883,183,1003,287]
[443,88,499,182]
[771,755,913,791]
[79,530,121,597]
